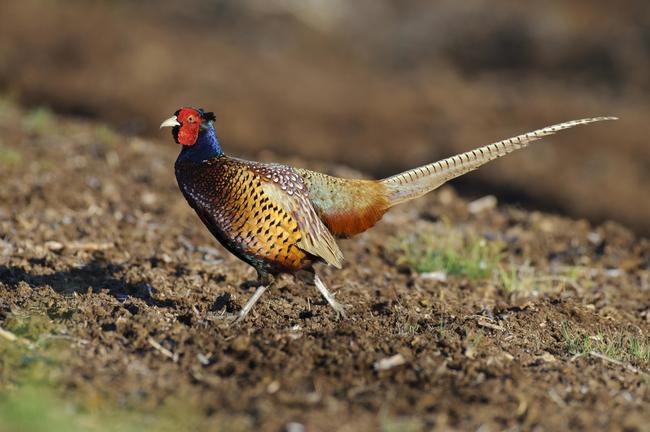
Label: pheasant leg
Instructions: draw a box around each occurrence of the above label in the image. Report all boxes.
[235,284,269,322]
[234,272,275,323]
[313,273,348,318]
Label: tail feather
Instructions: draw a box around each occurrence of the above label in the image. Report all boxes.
[382,117,617,206]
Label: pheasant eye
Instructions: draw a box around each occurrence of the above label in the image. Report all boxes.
[187,115,194,123]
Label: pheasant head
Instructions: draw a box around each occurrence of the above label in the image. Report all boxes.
[160,107,216,146]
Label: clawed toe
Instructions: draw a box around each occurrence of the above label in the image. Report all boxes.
[225,309,254,325]
[331,301,349,320]
[224,312,240,323]
[231,312,247,324]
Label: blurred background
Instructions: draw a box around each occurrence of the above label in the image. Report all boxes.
[1,0,648,233]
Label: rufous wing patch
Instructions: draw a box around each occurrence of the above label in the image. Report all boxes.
[319,202,388,237]
[293,169,391,238]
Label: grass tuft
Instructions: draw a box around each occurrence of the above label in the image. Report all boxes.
[392,225,502,280]
[561,322,650,366]
[95,124,119,147]
[497,262,581,294]
[0,145,21,166]
[23,107,54,134]
[498,261,529,293]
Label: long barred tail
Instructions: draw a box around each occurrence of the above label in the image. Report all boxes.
[381,117,617,206]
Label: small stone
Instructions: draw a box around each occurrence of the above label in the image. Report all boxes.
[587,232,602,244]
[267,380,280,394]
[420,271,447,282]
[468,195,497,214]
[374,353,406,371]
[141,192,157,206]
[45,240,64,251]
[540,352,556,363]
[197,353,211,365]
[286,422,305,432]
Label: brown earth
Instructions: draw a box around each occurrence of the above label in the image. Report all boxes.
[0,103,649,431]
[0,0,649,234]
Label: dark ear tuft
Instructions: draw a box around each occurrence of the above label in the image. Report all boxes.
[198,108,216,122]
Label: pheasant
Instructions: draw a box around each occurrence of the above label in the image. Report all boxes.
[161,108,615,321]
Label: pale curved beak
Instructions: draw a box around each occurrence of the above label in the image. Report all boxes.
[160,116,181,129]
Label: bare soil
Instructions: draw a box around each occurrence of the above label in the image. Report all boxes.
[0,104,649,431]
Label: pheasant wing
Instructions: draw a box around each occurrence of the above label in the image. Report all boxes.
[254,164,344,269]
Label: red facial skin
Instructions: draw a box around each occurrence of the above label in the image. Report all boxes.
[176,108,204,146]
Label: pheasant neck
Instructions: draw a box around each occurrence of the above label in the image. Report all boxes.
[178,125,223,163]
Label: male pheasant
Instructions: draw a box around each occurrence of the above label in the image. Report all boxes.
[161,108,615,321]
